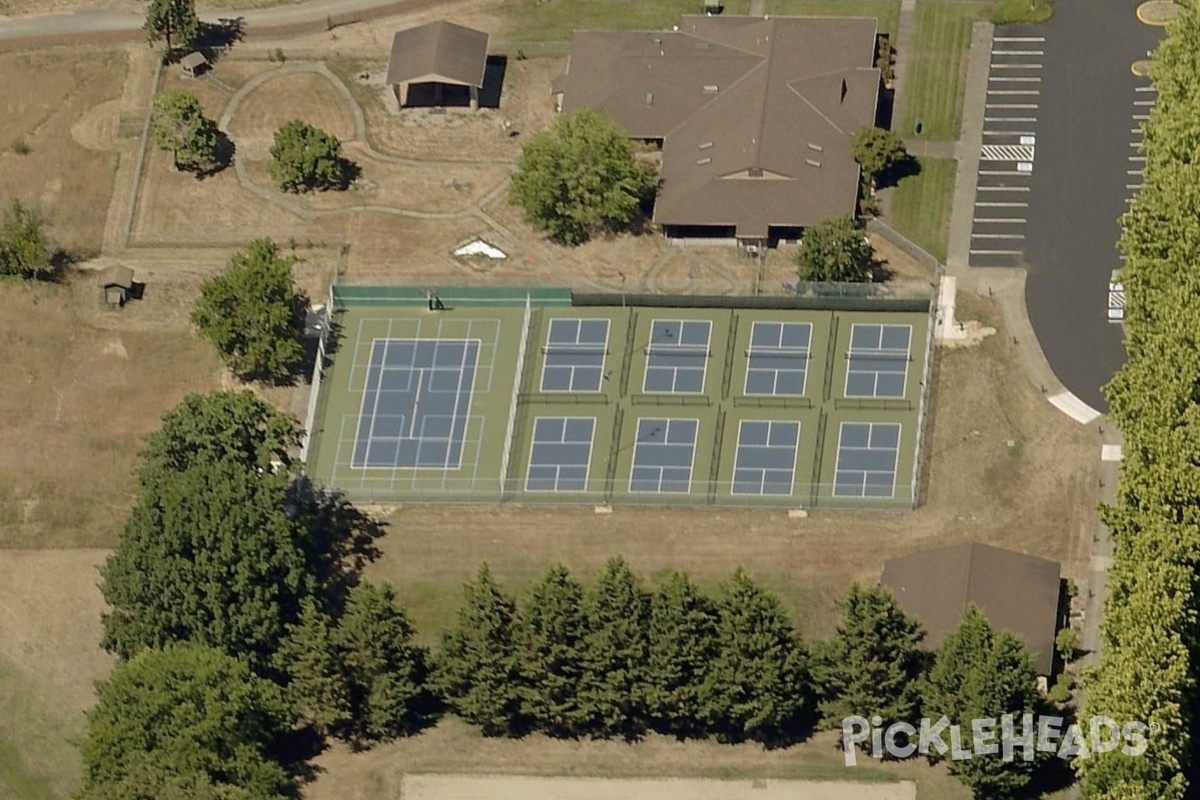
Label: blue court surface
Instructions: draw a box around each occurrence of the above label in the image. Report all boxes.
[352,338,480,469]
[525,416,596,491]
[644,319,712,393]
[630,417,699,493]
[541,318,610,392]
[733,420,800,495]
[833,421,901,498]
[846,324,912,398]
[745,321,812,396]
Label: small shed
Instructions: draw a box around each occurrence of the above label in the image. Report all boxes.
[386,21,490,109]
[180,51,209,78]
[98,265,136,307]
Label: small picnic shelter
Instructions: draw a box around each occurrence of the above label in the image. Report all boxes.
[386,21,490,109]
[98,265,136,308]
[180,51,209,78]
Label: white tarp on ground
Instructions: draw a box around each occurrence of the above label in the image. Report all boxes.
[401,775,918,800]
[454,239,507,259]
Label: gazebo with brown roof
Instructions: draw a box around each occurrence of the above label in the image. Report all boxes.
[386,21,490,110]
[97,265,136,308]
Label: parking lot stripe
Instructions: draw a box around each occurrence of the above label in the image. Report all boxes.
[991,64,1043,69]
[970,250,1024,255]
[1126,184,1143,190]
[994,36,1044,42]
[972,233,1026,239]
[985,117,1037,122]
[987,89,1040,95]
[975,202,1028,207]
[980,170,1032,176]
[989,77,1042,82]
[978,186,1030,192]
[1135,86,1157,92]
[984,130,1036,136]
[1133,114,1150,120]
[1129,156,1146,161]
[1131,128,1142,134]
[991,50,1044,56]
[1127,170,1144,175]
[1134,100,1156,106]
[1130,141,1143,147]
[974,218,1027,223]
[985,104,1038,109]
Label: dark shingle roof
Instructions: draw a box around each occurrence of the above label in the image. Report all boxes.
[385,21,490,88]
[554,16,880,236]
[881,541,1062,676]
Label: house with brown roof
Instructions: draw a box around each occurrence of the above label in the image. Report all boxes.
[552,15,881,248]
[386,21,490,109]
[880,541,1063,677]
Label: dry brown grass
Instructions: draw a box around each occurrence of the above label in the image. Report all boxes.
[307,721,967,800]
[0,0,297,16]
[0,549,114,799]
[0,47,129,255]
[0,277,224,548]
[226,70,358,154]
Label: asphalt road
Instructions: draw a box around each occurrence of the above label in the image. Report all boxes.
[1020,0,1161,412]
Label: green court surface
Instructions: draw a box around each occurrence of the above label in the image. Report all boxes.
[304,287,933,509]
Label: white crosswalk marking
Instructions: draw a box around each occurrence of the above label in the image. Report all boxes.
[980,144,1036,161]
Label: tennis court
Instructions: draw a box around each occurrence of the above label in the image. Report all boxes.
[304,287,934,508]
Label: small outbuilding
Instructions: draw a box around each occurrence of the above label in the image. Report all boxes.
[881,540,1062,678]
[97,265,136,308]
[386,21,490,109]
[180,51,209,78]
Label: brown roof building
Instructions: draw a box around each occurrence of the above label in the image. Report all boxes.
[386,21,490,109]
[880,541,1062,676]
[552,16,881,242]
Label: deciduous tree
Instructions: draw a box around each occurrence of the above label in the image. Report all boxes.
[150,90,224,175]
[268,120,349,193]
[191,238,306,381]
[851,127,908,189]
[509,109,655,246]
[794,215,873,282]
[0,199,51,279]
[78,644,294,800]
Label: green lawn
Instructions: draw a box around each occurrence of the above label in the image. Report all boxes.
[900,2,988,141]
[888,157,957,262]
[500,0,746,44]
[765,0,901,36]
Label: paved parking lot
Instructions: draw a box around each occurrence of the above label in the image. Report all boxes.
[969,29,1045,268]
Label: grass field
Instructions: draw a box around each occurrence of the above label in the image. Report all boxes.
[889,158,958,262]
[899,2,988,141]
[764,0,901,36]
[500,0,747,44]
[0,47,128,256]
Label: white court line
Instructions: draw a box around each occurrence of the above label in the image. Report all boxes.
[995,36,1045,41]
[978,186,1031,192]
[987,89,1040,94]
[985,103,1038,109]
[970,249,1023,255]
[991,50,1044,55]
[989,77,1042,82]
[1049,391,1102,425]
[972,233,1026,239]
[985,117,1037,122]
[974,218,1028,223]
[975,201,1028,207]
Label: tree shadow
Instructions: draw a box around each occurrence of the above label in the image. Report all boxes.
[192,131,236,180]
[196,16,245,63]
[877,153,921,190]
[336,158,362,191]
[273,726,328,790]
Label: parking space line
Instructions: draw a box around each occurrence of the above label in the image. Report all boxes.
[970,250,1024,256]
[984,131,1036,136]
[978,186,1031,192]
[1130,142,1143,147]
[980,170,1032,176]
[1133,114,1150,120]
[1134,100,1156,106]
[991,64,1043,69]
[987,89,1040,95]
[1135,86,1157,92]
[1131,128,1142,134]
[989,77,1042,82]
[985,103,1038,109]
[1127,170,1144,175]
[994,36,1045,42]
[991,50,1044,56]
[1126,184,1143,189]
[975,202,1028,207]
[985,117,1037,122]
[974,218,1028,223]
[972,233,1026,239]
[1129,156,1146,161]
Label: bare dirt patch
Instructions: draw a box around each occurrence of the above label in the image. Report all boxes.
[0,277,223,547]
[0,549,114,799]
[0,46,129,255]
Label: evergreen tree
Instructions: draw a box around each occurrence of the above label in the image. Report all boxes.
[143,0,199,54]
[700,568,812,745]
[433,564,524,736]
[514,565,589,737]
[78,644,294,800]
[273,598,351,737]
[924,606,1041,799]
[333,581,433,746]
[643,570,719,737]
[578,557,650,737]
[817,583,925,730]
